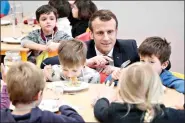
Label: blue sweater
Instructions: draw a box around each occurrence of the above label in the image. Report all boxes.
[105,70,184,94]
[1,105,85,123]
[160,70,184,94]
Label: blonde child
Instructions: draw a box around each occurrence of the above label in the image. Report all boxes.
[44,39,100,83]
[0,62,84,122]
[93,62,184,123]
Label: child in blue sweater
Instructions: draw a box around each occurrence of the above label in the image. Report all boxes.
[106,36,184,94]
[0,62,84,123]
[138,36,184,94]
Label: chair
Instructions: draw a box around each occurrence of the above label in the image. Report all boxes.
[36,51,58,67]
[76,32,91,42]
[171,71,184,79]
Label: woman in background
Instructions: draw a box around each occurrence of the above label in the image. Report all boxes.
[71,0,97,37]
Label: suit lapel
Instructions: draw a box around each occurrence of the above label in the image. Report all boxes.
[113,40,130,67]
[86,40,96,59]
[113,45,123,67]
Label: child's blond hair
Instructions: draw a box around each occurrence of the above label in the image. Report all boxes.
[58,39,87,68]
[6,62,45,105]
[118,62,164,122]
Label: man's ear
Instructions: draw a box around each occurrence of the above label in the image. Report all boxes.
[115,28,118,35]
[90,31,93,39]
[161,60,169,69]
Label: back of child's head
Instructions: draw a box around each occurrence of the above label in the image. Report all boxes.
[48,0,71,18]
[58,39,87,68]
[138,36,171,64]
[74,0,98,20]
[6,62,45,105]
[118,62,164,111]
[35,4,57,22]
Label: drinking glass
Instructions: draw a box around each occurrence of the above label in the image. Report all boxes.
[54,84,64,100]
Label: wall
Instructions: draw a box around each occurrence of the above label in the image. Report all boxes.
[10,1,184,73]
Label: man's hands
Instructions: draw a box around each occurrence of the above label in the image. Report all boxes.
[86,56,118,75]
[86,56,113,68]
[111,68,121,80]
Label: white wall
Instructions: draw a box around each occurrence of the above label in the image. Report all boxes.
[12,1,184,73]
[94,1,184,73]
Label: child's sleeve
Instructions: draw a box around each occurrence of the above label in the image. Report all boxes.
[57,105,85,123]
[0,84,10,109]
[160,70,184,94]
[94,98,110,122]
[49,65,62,81]
[56,31,73,42]
[80,67,100,83]
[105,75,118,86]
[21,30,40,47]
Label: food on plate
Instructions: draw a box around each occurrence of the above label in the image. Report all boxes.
[64,77,81,87]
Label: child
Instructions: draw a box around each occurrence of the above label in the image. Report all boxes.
[0,80,10,109]
[0,64,10,109]
[138,36,184,94]
[21,5,73,64]
[0,62,85,123]
[106,36,184,94]
[48,0,72,36]
[93,62,184,123]
[71,0,97,37]
[44,39,100,84]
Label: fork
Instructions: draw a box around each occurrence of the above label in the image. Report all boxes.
[108,60,131,86]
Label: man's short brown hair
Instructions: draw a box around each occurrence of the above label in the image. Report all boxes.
[58,39,87,68]
[6,62,45,105]
[138,36,171,63]
[88,9,118,32]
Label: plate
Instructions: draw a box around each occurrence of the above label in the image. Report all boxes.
[9,99,59,112]
[2,37,22,44]
[48,81,89,92]
[39,99,59,112]
[1,20,11,25]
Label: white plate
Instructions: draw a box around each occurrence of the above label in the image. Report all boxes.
[1,20,11,25]
[39,99,59,112]
[9,99,59,112]
[48,81,89,92]
[2,37,22,44]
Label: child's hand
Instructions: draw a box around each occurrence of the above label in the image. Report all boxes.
[47,42,59,52]
[173,94,184,110]
[91,83,118,106]
[1,63,7,83]
[111,68,121,80]
[43,65,52,81]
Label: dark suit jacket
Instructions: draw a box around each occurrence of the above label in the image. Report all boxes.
[86,39,140,67]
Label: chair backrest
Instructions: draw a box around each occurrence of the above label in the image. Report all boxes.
[171,71,184,80]
[76,32,91,42]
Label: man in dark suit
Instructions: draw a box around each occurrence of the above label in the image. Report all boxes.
[85,9,140,75]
